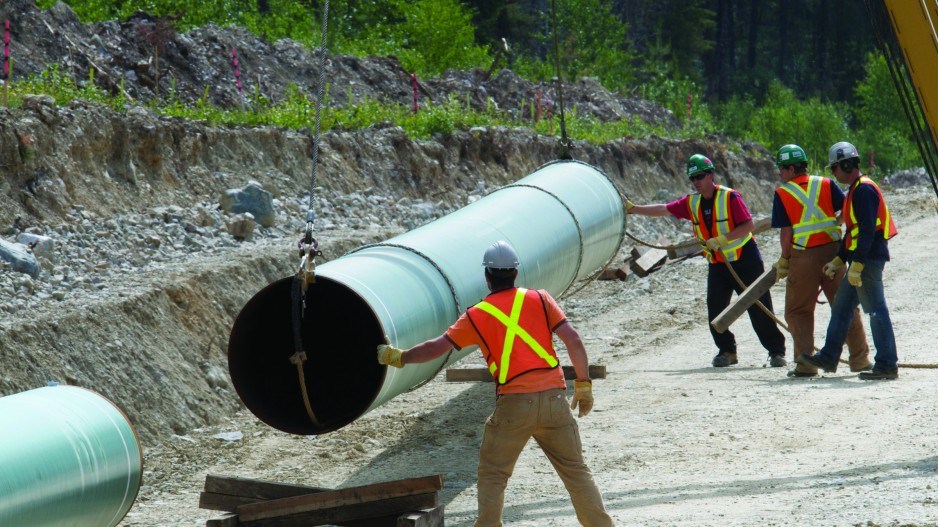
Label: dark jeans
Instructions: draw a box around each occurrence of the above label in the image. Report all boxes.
[707,257,786,356]
[817,259,898,371]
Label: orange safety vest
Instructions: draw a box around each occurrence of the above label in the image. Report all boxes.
[843,176,898,251]
[775,174,842,249]
[466,288,560,385]
[688,185,753,263]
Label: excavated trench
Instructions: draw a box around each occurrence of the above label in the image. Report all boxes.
[0,99,779,443]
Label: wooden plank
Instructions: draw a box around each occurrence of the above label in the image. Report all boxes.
[204,475,328,500]
[445,364,606,382]
[340,515,402,527]
[240,493,439,527]
[630,247,668,277]
[664,218,769,259]
[200,492,266,512]
[753,217,771,235]
[666,238,703,259]
[710,266,777,333]
[397,506,445,527]
[206,513,240,527]
[598,264,629,281]
[237,475,443,522]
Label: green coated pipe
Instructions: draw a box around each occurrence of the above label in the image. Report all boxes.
[0,385,143,527]
[229,160,626,435]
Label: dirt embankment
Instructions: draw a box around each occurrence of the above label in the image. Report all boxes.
[0,87,779,442]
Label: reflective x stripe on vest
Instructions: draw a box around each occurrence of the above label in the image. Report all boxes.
[778,176,841,249]
[474,288,560,384]
[688,186,752,263]
[844,176,898,251]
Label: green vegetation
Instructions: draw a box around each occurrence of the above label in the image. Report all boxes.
[4,66,669,143]
[23,0,925,173]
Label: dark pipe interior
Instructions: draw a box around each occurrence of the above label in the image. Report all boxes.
[228,276,386,435]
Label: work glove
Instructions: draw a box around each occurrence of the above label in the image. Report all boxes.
[822,256,845,280]
[376,344,404,368]
[705,234,729,253]
[570,380,593,417]
[847,261,864,287]
[774,257,790,281]
[625,198,636,213]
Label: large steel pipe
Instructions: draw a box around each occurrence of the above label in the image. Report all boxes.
[229,160,626,435]
[0,385,143,527]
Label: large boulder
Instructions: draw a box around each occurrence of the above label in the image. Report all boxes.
[0,238,40,277]
[219,180,275,227]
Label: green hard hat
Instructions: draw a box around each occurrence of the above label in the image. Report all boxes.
[775,144,807,167]
[686,154,715,176]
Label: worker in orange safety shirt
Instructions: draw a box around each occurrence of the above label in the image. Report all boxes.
[377,240,614,527]
[770,143,871,377]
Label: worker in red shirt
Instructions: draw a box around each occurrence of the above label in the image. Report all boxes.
[377,240,614,527]
[627,154,787,368]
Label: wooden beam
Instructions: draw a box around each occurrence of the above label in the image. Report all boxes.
[664,217,770,260]
[629,247,668,277]
[598,264,629,281]
[397,506,445,527]
[753,217,771,235]
[666,238,702,259]
[237,475,443,523]
[204,475,328,500]
[200,492,265,512]
[240,493,439,527]
[710,266,777,333]
[445,364,605,382]
[207,513,240,527]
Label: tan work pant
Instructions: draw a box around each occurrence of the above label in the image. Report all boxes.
[475,388,614,527]
[787,243,871,374]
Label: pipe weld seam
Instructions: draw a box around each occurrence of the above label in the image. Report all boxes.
[489,183,585,293]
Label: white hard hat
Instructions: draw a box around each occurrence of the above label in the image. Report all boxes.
[482,240,519,269]
[827,141,859,168]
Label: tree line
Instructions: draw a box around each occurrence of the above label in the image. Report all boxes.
[37,0,920,173]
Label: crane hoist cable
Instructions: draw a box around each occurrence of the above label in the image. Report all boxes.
[549,0,572,160]
[290,0,331,427]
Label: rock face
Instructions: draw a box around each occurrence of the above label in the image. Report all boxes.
[0,0,679,127]
[0,0,781,443]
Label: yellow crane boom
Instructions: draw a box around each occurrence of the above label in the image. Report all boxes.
[868,0,938,198]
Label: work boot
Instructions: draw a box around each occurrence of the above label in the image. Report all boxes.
[712,352,738,367]
[858,369,899,380]
[851,363,873,373]
[787,369,817,378]
[769,354,787,367]
[796,353,838,373]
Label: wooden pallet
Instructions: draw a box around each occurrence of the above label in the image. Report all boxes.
[200,474,444,526]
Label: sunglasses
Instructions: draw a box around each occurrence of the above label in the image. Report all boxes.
[688,173,708,182]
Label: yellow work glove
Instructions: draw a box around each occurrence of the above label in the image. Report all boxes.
[570,380,593,417]
[625,198,636,213]
[705,234,729,253]
[822,256,845,280]
[376,344,404,368]
[847,261,864,287]
[774,257,790,281]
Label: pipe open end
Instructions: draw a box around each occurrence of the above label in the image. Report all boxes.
[228,276,386,435]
